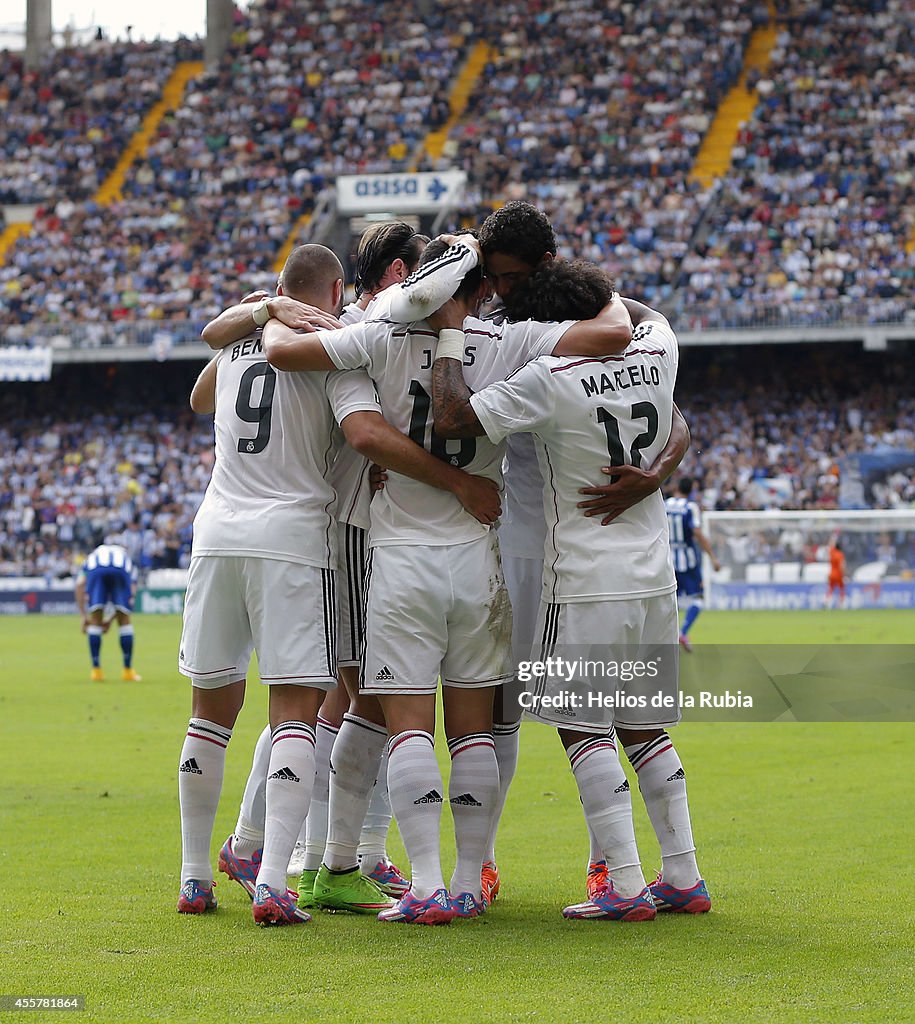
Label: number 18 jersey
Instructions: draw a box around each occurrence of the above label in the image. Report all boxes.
[320,313,574,548]
[192,331,379,568]
[470,320,680,602]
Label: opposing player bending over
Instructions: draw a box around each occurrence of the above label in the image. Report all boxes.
[259,235,633,923]
[177,244,498,925]
[665,476,721,652]
[430,257,710,919]
[75,542,140,682]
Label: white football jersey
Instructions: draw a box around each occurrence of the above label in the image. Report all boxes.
[320,314,575,547]
[327,301,378,531]
[192,330,379,567]
[499,432,547,559]
[470,319,680,601]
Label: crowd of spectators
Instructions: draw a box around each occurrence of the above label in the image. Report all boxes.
[1,349,913,579]
[0,0,913,337]
[0,366,212,579]
[444,0,765,306]
[675,0,915,328]
[0,39,197,205]
[676,346,915,512]
[0,0,471,331]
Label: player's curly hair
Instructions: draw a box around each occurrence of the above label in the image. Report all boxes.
[354,222,429,296]
[478,201,557,266]
[417,232,484,301]
[503,259,615,322]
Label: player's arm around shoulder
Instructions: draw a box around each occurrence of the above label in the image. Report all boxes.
[262,319,339,371]
[383,234,482,323]
[201,293,344,350]
[552,293,633,357]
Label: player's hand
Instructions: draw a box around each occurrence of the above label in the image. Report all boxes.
[427,298,466,334]
[453,473,501,525]
[270,296,343,333]
[240,289,270,304]
[711,557,722,573]
[435,233,481,259]
[577,464,661,526]
[369,463,388,493]
[80,616,89,634]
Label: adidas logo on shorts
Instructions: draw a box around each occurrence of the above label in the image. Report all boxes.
[614,779,630,794]
[268,766,301,783]
[374,665,396,682]
[180,758,202,775]
[414,789,443,805]
[667,768,685,782]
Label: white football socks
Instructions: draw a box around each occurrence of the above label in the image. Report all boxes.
[624,733,700,889]
[233,724,271,859]
[325,714,387,872]
[302,716,338,872]
[567,734,645,898]
[484,720,520,864]
[386,731,445,899]
[448,733,499,901]
[256,722,316,892]
[358,745,393,869]
[178,718,232,883]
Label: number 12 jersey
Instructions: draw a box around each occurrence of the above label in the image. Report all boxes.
[470,320,680,603]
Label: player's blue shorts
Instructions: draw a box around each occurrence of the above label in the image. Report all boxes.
[675,567,703,599]
[86,566,133,613]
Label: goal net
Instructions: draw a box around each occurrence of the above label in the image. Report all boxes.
[702,510,915,611]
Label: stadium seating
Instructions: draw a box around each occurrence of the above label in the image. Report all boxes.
[0,40,190,205]
[1,0,912,334]
[675,0,915,328]
[0,0,467,331]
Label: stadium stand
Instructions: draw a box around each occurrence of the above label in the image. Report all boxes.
[1,0,912,335]
[0,364,212,579]
[0,39,195,205]
[0,0,469,333]
[675,0,915,328]
[444,1,765,305]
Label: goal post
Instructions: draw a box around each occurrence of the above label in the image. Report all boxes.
[702,509,915,611]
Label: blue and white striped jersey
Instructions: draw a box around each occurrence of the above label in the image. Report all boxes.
[665,496,701,573]
[84,544,134,577]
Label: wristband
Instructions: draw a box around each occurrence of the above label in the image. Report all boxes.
[435,329,465,362]
[252,299,271,327]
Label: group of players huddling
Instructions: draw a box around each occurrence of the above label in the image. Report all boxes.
[175,202,711,926]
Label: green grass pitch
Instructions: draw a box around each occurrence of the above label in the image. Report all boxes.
[2,612,912,1023]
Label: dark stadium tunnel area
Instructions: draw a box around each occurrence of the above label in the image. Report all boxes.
[2,342,912,427]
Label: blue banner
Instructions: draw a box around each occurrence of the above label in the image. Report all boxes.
[709,581,915,611]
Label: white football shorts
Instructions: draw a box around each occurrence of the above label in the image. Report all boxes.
[522,592,680,732]
[498,553,543,723]
[337,522,368,668]
[359,534,514,695]
[178,555,337,690]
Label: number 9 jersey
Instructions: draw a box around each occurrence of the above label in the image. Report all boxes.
[191,330,381,570]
